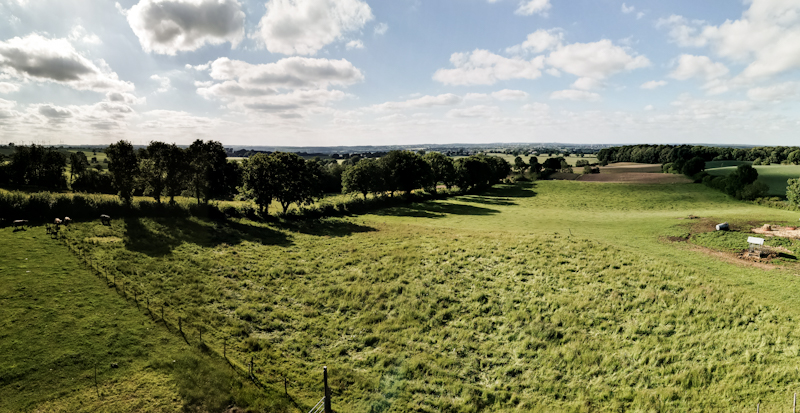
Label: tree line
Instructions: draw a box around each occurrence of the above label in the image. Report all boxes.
[0,141,512,215]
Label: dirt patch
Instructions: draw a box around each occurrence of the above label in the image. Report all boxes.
[577,173,692,184]
[548,172,580,181]
[752,225,800,239]
[687,244,780,270]
[600,162,663,173]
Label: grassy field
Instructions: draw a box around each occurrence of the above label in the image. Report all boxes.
[0,225,291,412]
[705,164,800,196]
[705,160,752,169]
[43,180,800,411]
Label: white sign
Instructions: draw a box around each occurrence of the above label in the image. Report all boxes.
[748,237,765,245]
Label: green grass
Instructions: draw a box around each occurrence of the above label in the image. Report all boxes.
[52,180,800,411]
[705,160,752,169]
[0,226,291,412]
[705,164,800,196]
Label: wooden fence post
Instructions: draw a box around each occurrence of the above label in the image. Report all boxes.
[794,392,797,413]
[324,366,331,413]
[284,375,288,395]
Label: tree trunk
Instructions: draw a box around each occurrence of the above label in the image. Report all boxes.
[362,192,368,200]
[281,202,290,214]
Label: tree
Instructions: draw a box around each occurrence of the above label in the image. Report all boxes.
[68,152,89,186]
[423,152,456,191]
[681,156,706,176]
[342,158,383,199]
[380,150,432,195]
[513,156,527,172]
[187,140,230,203]
[139,141,170,203]
[788,178,800,207]
[241,153,278,214]
[271,152,320,213]
[164,144,187,204]
[542,157,564,171]
[725,164,760,199]
[106,140,139,204]
[529,156,542,174]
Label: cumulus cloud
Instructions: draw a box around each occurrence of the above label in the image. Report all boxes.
[0,34,134,92]
[505,29,563,55]
[346,40,364,50]
[515,0,551,16]
[433,50,545,85]
[747,82,800,102]
[447,105,501,118]
[371,94,463,112]
[550,89,601,101]
[492,89,529,100]
[572,77,603,90]
[204,57,364,89]
[546,39,650,80]
[670,55,729,81]
[374,22,388,36]
[0,82,19,94]
[658,1,800,81]
[621,3,634,14]
[124,0,245,55]
[255,0,374,56]
[150,74,173,93]
[196,56,363,115]
[38,104,73,120]
[68,25,102,45]
[106,91,146,105]
[641,80,667,89]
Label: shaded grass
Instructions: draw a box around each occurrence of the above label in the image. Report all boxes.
[57,181,800,411]
[705,164,800,196]
[0,225,291,412]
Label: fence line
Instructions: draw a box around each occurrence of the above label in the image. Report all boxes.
[58,230,327,410]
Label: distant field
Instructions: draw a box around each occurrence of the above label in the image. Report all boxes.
[705,160,752,169]
[600,162,663,174]
[579,172,691,184]
[705,164,800,196]
[467,153,598,167]
[55,181,800,411]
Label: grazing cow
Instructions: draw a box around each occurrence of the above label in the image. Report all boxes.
[100,214,111,226]
[54,218,62,226]
[13,220,28,230]
[63,217,72,226]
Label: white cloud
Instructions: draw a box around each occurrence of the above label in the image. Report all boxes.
[669,54,729,81]
[374,22,388,36]
[515,0,551,16]
[204,57,364,89]
[550,89,601,101]
[492,89,529,100]
[546,39,650,80]
[371,94,462,111]
[747,82,800,102]
[0,34,134,93]
[255,0,374,56]
[0,82,19,94]
[68,25,102,45]
[637,12,644,19]
[124,0,245,55]
[150,74,172,93]
[641,80,667,89]
[433,50,545,85]
[447,105,501,118]
[106,91,146,105]
[572,77,603,90]
[505,29,563,55]
[346,40,364,50]
[521,102,550,112]
[658,1,800,81]
[197,56,363,115]
[621,3,634,14]
[644,104,654,111]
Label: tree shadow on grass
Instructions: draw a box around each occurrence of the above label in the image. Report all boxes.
[373,201,500,219]
[273,218,376,237]
[123,216,292,257]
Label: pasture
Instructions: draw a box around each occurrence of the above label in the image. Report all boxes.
[0,224,288,412]
[42,180,800,411]
[705,164,800,197]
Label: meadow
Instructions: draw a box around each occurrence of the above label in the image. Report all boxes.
[0,223,289,412]
[30,180,800,411]
[705,164,800,196]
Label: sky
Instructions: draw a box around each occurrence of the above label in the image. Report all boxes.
[1,0,799,147]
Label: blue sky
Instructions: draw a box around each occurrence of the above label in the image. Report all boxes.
[0,0,799,146]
